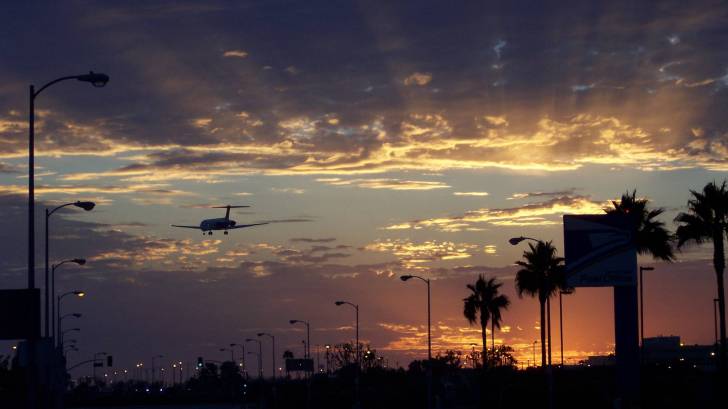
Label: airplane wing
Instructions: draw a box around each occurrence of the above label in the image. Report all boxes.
[229,222,269,229]
[171,225,201,229]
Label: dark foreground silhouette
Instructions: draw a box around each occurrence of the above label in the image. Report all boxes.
[1,358,720,409]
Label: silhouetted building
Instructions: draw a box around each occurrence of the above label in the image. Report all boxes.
[643,335,716,370]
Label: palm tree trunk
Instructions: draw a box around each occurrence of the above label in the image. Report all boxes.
[547,296,552,367]
[714,230,727,373]
[491,320,495,355]
[481,322,488,368]
[540,297,547,367]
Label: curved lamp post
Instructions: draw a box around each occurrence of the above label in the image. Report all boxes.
[400,274,432,409]
[230,343,246,375]
[57,291,84,347]
[247,351,261,379]
[219,347,234,363]
[59,313,82,346]
[335,300,360,408]
[51,258,86,346]
[257,333,275,380]
[28,73,109,291]
[151,355,164,383]
[245,338,263,379]
[60,328,80,348]
[289,320,310,358]
[45,202,93,338]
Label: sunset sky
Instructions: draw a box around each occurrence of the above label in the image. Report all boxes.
[1,1,727,376]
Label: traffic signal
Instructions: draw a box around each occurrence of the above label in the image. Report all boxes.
[197,357,204,368]
[106,355,113,367]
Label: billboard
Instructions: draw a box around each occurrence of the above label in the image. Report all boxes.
[563,214,637,287]
[0,289,40,340]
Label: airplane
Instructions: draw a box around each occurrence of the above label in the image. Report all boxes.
[172,205,268,235]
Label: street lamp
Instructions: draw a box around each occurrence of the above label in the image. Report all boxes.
[257,333,276,380]
[151,355,164,383]
[60,328,80,347]
[219,347,235,363]
[559,289,573,366]
[45,202,94,338]
[335,300,360,408]
[28,72,109,291]
[230,343,246,375]
[400,274,432,409]
[51,259,85,346]
[334,301,360,366]
[57,291,84,347]
[246,338,263,379]
[247,351,261,378]
[290,320,311,358]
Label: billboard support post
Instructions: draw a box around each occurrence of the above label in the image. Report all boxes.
[564,214,640,408]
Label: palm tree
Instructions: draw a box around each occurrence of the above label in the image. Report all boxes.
[515,241,564,367]
[605,190,675,261]
[674,182,728,372]
[463,275,508,368]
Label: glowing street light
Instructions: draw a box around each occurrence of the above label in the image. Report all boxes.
[45,201,94,338]
[28,72,109,291]
[52,259,85,346]
[57,291,85,347]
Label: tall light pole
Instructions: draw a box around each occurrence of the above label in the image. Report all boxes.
[257,333,276,380]
[246,338,263,379]
[60,328,80,349]
[715,298,720,351]
[290,320,311,359]
[51,258,85,346]
[151,355,164,383]
[28,72,108,291]
[639,266,654,361]
[45,202,94,337]
[26,72,107,409]
[559,290,572,366]
[230,343,246,376]
[335,300,360,409]
[57,290,84,347]
[400,274,432,409]
[220,347,234,363]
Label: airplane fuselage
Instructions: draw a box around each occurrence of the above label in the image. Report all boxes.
[200,217,237,231]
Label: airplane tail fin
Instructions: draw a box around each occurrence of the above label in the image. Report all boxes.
[212,205,250,221]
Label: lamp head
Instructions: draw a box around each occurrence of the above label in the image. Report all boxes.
[73,291,85,297]
[335,301,345,306]
[72,313,82,318]
[245,338,254,342]
[74,201,96,211]
[289,319,298,324]
[400,275,413,281]
[229,343,236,347]
[257,333,264,337]
[72,258,86,265]
[219,348,226,352]
[508,237,525,246]
[77,71,109,88]
[641,266,655,271]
